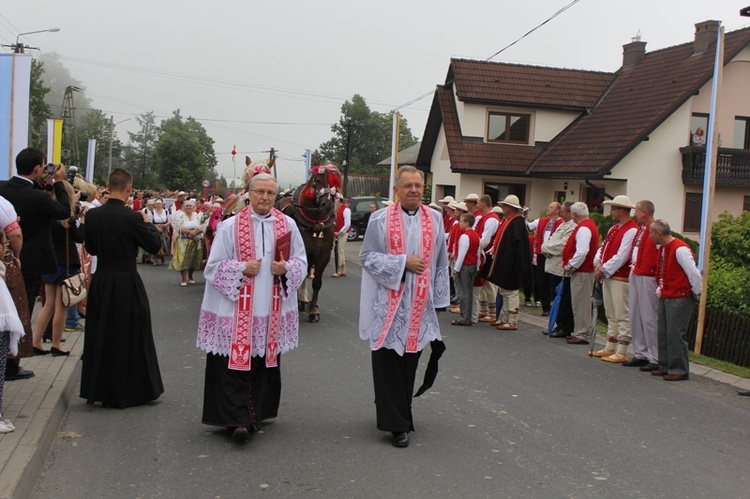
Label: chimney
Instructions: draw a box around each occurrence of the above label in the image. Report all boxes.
[694,20,721,55]
[622,40,647,70]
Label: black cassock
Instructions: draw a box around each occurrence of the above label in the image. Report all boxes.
[80,199,164,408]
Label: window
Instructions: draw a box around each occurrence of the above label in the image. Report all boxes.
[436,184,456,200]
[683,192,703,232]
[483,182,526,206]
[690,113,709,146]
[488,112,530,144]
[744,195,750,212]
[734,117,750,149]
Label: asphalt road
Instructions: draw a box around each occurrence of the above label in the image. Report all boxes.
[34,248,750,498]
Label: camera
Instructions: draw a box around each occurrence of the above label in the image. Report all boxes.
[79,190,88,202]
[41,163,58,191]
[67,166,78,184]
[45,163,56,175]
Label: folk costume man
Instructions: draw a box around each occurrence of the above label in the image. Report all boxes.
[624,200,660,371]
[359,166,449,448]
[474,195,500,324]
[332,195,351,278]
[541,201,576,338]
[563,202,600,345]
[591,195,638,363]
[451,213,480,327]
[481,195,531,331]
[527,202,562,317]
[197,173,307,441]
[80,168,163,408]
[650,220,701,381]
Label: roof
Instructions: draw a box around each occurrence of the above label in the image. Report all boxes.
[376,141,422,167]
[531,25,750,177]
[417,25,750,178]
[449,58,614,110]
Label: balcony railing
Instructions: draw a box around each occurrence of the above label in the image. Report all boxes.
[681,146,750,187]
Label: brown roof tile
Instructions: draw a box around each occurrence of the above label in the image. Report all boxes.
[531,26,750,177]
[449,59,615,110]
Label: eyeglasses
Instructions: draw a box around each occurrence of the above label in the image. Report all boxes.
[250,189,277,198]
[398,183,424,190]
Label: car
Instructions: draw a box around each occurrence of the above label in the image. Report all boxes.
[346,196,389,241]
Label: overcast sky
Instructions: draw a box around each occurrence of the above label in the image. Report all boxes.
[2,0,748,188]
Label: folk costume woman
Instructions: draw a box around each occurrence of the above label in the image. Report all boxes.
[169,199,206,286]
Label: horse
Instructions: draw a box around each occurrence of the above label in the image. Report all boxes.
[277,165,341,322]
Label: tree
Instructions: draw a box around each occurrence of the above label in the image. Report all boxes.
[152,110,217,190]
[29,59,52,150]
[317,94,417,174]
[39,54,94,119]
[125,111,159,188]
[76,109,123,180]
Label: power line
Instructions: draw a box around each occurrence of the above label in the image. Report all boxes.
[395,0,581,111]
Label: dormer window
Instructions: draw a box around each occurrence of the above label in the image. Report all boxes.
[488,112,530,143]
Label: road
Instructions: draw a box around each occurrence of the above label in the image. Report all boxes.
[34,245,750,498]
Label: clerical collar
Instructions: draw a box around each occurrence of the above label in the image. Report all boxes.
[401,206,419,217]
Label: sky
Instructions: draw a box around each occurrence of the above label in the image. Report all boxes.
[2,0,748,188]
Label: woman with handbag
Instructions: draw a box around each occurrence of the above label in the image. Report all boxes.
[31,181,83,356]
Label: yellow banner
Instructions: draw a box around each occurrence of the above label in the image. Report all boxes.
[52,119,63,164]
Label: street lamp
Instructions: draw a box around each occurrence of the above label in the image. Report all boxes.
[14,28,60,53]
[108,117,131,176]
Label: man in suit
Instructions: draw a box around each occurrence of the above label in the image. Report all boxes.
[0,148,70,380]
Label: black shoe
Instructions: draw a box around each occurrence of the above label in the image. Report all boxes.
[541,310,550,317]
[639,362,660,372]
[5,367,35,381]
[549,329,570,338]
[33,347,50,355]
[391,432,409,448]
[737,389,750,397]
[623,357,649,367]
[50,347,70,356]
[231,426,250,442]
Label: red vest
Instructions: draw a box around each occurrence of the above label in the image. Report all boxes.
[473,210,483,227]
[632,224,659,277]
[533,217,563,255]
[335,204,349,232]
[562,218,599,272]
[447,221,463,258]
[443,213,452,233]
[462,229,480,266]
[656,239,694,298]
[474,211,500,248]
[600,219,638,279]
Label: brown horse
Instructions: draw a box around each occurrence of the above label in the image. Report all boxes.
[277,165,341,322]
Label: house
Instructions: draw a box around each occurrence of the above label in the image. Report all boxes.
[417,20,750,236]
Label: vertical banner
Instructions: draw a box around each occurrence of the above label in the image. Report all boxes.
[388,113,400,200]
[46,119,55,163]
[52,119,63,164]
[304,148,311,182]
[85,139,96,183]
[0,53,32,179]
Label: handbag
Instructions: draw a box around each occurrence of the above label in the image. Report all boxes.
[61,225,87,307]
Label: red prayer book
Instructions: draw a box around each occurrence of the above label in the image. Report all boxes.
[275,231,291,261]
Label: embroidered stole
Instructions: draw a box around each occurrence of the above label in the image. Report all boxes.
[229,207,288,371]
[373,203,434,353]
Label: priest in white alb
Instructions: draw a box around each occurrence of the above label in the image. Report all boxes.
[359,166,450,448]
[197,172,306,442]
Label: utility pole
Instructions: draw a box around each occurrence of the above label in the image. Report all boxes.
[343,120,352,198]
[269,148,277,179]
[108,116,114,176]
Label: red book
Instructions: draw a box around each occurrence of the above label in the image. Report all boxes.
[275,231,291,261]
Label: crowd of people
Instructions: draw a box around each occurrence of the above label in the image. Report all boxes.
[0,152,716,450]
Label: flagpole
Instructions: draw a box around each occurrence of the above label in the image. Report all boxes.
[694,25,724,355]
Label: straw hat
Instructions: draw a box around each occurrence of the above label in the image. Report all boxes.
[438,195,455,204]
[428,202,442,211]
[455,202,469,212]
[463,193,479,202]
[499,195,522,210]
[603,195,634,209]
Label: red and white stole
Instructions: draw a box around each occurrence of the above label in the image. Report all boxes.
[229,207,288,371]
[373,203,434,353]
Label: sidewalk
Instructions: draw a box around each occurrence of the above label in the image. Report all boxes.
[0,330,83,499]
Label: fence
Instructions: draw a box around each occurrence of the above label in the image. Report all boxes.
[688,306,750,368]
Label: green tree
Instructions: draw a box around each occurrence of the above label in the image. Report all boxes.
[76,109,123,180]
[124,111,159,188]
[152,110,217,190]
[29,59,52,150]
[317,94,417,174]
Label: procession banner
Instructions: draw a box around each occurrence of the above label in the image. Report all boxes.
[0,53,32,179]
[86,138,96,183]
